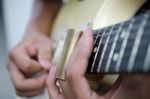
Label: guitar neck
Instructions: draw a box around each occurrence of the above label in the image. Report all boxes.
[87,11,150,74]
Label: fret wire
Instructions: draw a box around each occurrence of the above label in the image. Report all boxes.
[94,26,115,37]
[94,32,116,38]
[86,29,100,74]
[115,19,135,72]
[90,12,150,73]
[94,23,145,47]
[143,43,150,72]
[94,24,141,38]
[94,28,107,37]
[90,28,106,72]
[97,25,115,72]
[93,12,150,38]
[91,31,100,57]
[105,23,124,72]
[94,29,100,43]
[93,30,100,53]
[127,14,149,72]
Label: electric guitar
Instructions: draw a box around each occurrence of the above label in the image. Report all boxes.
[18,0,150,99]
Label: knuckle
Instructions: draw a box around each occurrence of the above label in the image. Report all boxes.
[9,43,23,58]
[21,63,31,73]
[40,40,52,51]
[14,82,23,92]
[9,48,16,58]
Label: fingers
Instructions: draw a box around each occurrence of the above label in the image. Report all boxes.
[7,60,47,93]
[38,39,52,70]
[16,90,43,97]
[26,44,38,60]
[66,28,99,99]
[47,66,64,99]
[58,80,75,99]
[67,28,94,77]
[8,33,53,97]
[10,47,42,73]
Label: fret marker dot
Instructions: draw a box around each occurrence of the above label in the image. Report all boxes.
[120,31,126,39]
[94,47,97,53]
[113,53,119,61]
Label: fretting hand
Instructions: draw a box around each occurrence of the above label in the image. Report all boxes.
[47,28,150,99]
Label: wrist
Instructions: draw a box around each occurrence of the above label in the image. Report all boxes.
[23,28,50,42]
[25,23,50,36]
[26,1,62,36]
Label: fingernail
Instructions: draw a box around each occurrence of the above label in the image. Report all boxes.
[40,60,52,69]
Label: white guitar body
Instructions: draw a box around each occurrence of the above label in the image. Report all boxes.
[17,0,145,99]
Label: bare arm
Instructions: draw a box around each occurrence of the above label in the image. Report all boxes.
[26,0,62,36]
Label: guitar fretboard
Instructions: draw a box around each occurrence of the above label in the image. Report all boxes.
[87,11,150,74]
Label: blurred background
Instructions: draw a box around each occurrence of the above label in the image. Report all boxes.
[0,0,34,98]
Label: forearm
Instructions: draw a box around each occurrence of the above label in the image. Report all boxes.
[26,0,62,36]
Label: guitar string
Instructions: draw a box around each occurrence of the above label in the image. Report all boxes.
[93,12,150,39]
[127,13,149,72]
[90,28,106,73]
[89,12,150,73]
[143,43,150,72]
[115,18,135,72]
[105,22,124,73]
[92,20,136,73]
[97,25,115,72]
[93,23,138,38]
[89,29,100,72]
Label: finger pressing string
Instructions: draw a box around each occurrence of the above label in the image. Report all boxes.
[66,28,100,99]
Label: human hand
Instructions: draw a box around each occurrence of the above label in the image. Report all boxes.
[7,32,53,97]
[47,28,150,99]
[46,28,95,99]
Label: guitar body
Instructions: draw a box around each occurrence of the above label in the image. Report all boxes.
[18,0,146,99]
[52,0,145,90]
[51,0,104,41]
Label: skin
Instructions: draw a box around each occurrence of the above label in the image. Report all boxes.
[7,0,150,98]
[7,0,62,97]
[47,28,150,99]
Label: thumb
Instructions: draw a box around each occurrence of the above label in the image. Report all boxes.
[38,42,52,70]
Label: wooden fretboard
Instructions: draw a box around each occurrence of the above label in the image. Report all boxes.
[87,11,150,74]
